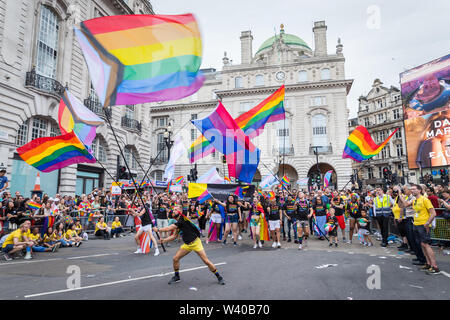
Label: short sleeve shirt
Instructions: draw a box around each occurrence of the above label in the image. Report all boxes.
[413,196,434,226]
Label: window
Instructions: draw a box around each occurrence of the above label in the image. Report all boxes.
[191,114,197,120]
[235,76,243,88]
[155,117,168,128]
[376,100,384,109]
[364,117,370,127]
[125,105,135,120]
[378,167,383,178]
[191,129,197,141]
[310,96,326,107]
[277,119,290,154]
[298,70,307,82]
[31,118,47,140]
[395,129,402,139]
[156,133,168,161]
[381,146,389,159]
[320,68,330,80]
[151,170,164,181]
[367,167,374,179]
[396,144,403,157]
[16,122,29,147]
[92,138,108,162]
[255,74,264,86]
[377,113,384,123]
[124,147,137,169]
[36,6,59,78]
[393,109,401,120]
[312,114,327,148]
[240,101,253,112]
[50,124,60,137]
[378,130,386,142]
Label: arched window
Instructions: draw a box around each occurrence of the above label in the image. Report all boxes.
[298,70,308,82]
[312,114,328,150]
[277,119,291,154]
[36,5,60,78]
[255,74,264,86]
[321,68,330,80]
[91,137,108,162]
[15,117,60,147]
[235,76,243,88]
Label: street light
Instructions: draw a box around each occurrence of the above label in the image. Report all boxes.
[311,146,321,186]
[163,121,174,160]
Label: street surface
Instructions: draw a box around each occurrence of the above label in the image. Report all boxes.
[1,233,449,300]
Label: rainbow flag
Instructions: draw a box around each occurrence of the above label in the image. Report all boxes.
[198,190,212,204]
[174,176,184,185]
[16,131,96,172]
[188,86,285,162]
[323,170,333,188]
[342,126,398,162]
[281,175,290,185]
[58,90,103,147]
[258,189,265,198]
[267,191,276,201]
[257,203,270,241]
[27,201,42,211]
[75,14,204,106]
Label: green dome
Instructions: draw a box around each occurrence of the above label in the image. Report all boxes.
[256,32,311,54]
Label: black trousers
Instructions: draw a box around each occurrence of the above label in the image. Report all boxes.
[95,229,110,239]
[406,218,426,262]
[375,215,390,244]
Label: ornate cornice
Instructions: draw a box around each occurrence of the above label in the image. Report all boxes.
[150,101,217,113]
[215,80,354,98]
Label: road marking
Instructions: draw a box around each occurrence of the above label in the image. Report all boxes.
[0,253,118,267]
[24,262,227,298]
[441,271,450,279]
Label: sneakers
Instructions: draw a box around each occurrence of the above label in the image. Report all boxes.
[238,235,242,240]
[24,252,32,260]
[367,242,373,247]
[3,253,12,261]
[298,244,303,250]
[75,242,82,247]
[277,242,281,248]
[412,260,426,266]
[154,249,160,256]
[287,238,292,243]
[426,267,440,275]
[420,264,431,271]
[168,275,180,284]
[134,248,142,254]
[294,240,299,244]
[334,243,338,248]
[217,276,225,285]
[253,244,258,249]
[258,241,262,248]
[272,242,277,248]
[329,243,333,247]
[233,242,237,246]
[222,240,227,245]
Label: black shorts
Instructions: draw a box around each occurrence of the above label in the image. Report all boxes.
[413,224,431,245]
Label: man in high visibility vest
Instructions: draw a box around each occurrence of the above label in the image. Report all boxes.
[372,187,394,247]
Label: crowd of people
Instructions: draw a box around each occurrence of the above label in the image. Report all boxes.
[1,181,449,275]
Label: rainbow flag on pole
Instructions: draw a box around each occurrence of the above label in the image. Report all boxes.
[75,14,204,106]
[281,175,290,186]
[188,85,285,162]
[174,176,184,185]
[27,201,42,211]
[323,170,333,188]
[16,131,96,172]
[342,126,398,162]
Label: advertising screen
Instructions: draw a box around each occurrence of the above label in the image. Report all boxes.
[400,54,450,169]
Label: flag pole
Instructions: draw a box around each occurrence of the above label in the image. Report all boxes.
[339,159,369,193]
[103,109,166,252]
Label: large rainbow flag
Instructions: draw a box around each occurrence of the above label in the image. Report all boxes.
[188,86,285,162]
[342,126,398,162]
[58,90,103,147]
[16,131,96,172]
[74,14,204,106]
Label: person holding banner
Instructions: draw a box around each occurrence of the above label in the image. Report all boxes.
[153,206,225,285]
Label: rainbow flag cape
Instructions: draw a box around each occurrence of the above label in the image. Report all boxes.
[323,170,333,188]
[342,126,398,162]
[27,201,42,211]
[74,14,204,106]
[198,189,213,204]
[188,86,285,162]
[41,216,55,236]
[58,89,103,147]
[257,203,270,241]
[179,212,201,232]
[16,131,96,172]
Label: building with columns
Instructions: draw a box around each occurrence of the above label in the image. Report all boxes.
[0,0,154,197]
[149,22,354,190]
[350,79,410,188]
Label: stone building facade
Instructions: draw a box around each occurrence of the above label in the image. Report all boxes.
[0,0,154,196]
[149,22,354,190]
[351,79,411,187]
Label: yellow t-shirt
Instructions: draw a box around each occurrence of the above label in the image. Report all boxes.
[111,221,122,229]
[75,224,83,235]
[392,197,402,220]
[95,222,107,233]
[412,196,434,226]
[2,229,23,248]
[43,234,53,243]
[22,229,31,240]
[65,229,75,238]
[29,233,41,241]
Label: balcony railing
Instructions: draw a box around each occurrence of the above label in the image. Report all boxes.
[84,96,105,117]
[25,68,64,98]
[309,145,333,155]
[121,117,141,132]
[273,146,295,156]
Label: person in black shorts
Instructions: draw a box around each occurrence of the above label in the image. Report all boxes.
[345,194,362,244]
[216,196,242,246]
[154,206,225,285]
[326,210,338,247]
[131,195,160,256]
[295,192,312,250]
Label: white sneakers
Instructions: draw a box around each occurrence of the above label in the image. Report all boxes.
[258,241,262,248]
[272,242,277,248]
[238,235,243,240]
[154,249,160,256]
[277,242,281,248]
[134,248,142,254]
[253,244,258,249]
[298,244,303,250]
[24,252,32,260]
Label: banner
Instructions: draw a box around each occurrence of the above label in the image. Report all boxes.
[188,183,255,201]
[111,182,122,196]
[297,178,309,186]
[400,54,450,169]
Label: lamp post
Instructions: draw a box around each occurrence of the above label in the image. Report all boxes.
[311,146,321,186]
[163,121,174,161]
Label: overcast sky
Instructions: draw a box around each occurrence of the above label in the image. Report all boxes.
[152,0,450,118]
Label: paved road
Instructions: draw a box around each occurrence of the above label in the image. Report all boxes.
[0,233,449,300]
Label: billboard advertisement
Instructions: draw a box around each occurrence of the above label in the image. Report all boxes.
[400,54,450,169]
